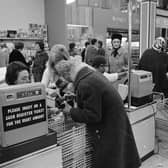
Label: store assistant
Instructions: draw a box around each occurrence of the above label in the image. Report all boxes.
[92,56,128,100]
[92,56,127,82]
[5,61,30,85]
[54,59,141,168]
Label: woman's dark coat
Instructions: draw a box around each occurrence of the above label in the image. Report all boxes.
[32,50,48,82]
[9,49,29,67]
[85,45,98,65]
[138,48,168,97]
[70,67,141,168]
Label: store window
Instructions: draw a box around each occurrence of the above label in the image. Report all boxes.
[106,0,140,65]
[157,0,168,10]
[65,0,91,50]
[65,0,140,63]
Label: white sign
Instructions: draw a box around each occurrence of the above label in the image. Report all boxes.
[156,16,168,28]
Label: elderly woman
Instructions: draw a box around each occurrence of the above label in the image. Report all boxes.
[54,58,141,168]
[138,36,168,97]
[41,44,70,87]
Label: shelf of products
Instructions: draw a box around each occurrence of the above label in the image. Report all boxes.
[0,24,48,59]
[0,38,43,41]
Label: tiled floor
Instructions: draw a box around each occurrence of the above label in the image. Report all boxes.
[141,154,168,168]
[140,139,168,168]
[142,107,168,168]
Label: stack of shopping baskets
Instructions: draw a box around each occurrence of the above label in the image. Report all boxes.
[48,111,94,168]
[155,98,168,158]
[48,109,65,133]
[57,123,93,168]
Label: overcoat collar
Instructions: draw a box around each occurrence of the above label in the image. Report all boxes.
[74,67,93,91]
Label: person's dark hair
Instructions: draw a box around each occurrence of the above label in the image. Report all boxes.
[98,40,103,47]
[92,56,106,68]
[35,41,45,50]
[14,42,24,50]
[69,43,76,50]
[91,38,97,45]
[85,41,90,47]
[5,61,29,85]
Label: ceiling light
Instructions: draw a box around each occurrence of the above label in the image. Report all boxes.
[67,24,88,28]
[66,0,76,5]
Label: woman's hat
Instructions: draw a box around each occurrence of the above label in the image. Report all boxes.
[111,34,122,41]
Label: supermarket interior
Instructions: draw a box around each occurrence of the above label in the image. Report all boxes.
[0,0,168,168]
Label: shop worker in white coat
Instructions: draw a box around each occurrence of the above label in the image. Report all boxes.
[92,56,128,100]
[54,58,141,168]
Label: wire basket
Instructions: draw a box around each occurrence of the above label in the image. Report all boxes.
[48,112,65,133]
[156,98,168,121]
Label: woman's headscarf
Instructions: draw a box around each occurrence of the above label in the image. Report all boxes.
[152,37,166,52]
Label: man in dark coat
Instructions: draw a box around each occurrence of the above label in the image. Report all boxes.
[81,41,90,62]
[55,59,141,168]
[9,42,29,67]
[138,37,168,98]
[85,38,98,66]
[32,41,48,82]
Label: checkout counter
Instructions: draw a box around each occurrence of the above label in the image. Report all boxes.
[126,70,156,160]
[0,83,62,168]
[46,70,157,162]
[0,70,158,167]
[127,102,156,160]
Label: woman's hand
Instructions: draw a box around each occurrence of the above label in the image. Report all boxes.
[62,101,72,114]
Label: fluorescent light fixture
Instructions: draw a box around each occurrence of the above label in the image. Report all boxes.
[66,0,76,5]
[67,24,88,28]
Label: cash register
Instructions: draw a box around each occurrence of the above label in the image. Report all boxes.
[130,70,154,106]
[0,83,57,164]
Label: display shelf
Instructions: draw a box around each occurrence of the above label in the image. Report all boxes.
[0,37,44,41]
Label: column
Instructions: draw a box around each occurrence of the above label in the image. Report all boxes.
[140,0,157,57]
[45,0,67,47]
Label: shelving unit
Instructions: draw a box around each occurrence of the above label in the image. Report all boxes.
[0,38,43,41]
[0,25,48,58]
